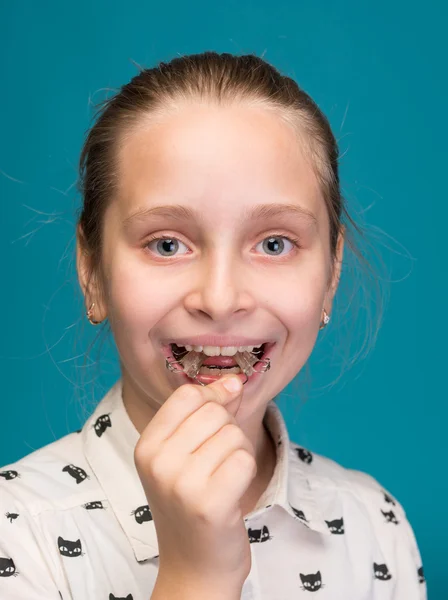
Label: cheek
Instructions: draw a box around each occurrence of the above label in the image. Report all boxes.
[274,265,327,328]
[274,263,328,373]
[286,306,320,355]
[105,258,166,340]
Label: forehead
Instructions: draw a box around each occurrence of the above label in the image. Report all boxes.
[115,103,323,218]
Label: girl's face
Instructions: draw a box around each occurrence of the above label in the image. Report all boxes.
[77,103,344,416]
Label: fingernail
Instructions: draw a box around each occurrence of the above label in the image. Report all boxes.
[222,376,242,393]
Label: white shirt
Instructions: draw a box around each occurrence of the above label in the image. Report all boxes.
[0,379,427,599]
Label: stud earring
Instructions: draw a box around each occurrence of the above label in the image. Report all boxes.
[319,308,330,330]
[86,302,104,326]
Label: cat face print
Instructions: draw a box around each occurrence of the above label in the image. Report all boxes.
[418,565,425,583]
[381,509,399,525]
[325,518,345,534]
[131,504,153,524]
[295,448,313,464]
[300,571,323,592]
[58,536,83,558]
[291,506,309,523]
[62,464,89,484]
[0,470,20,481]
[384,492,396,505]
[94,413,112,437]
[5,512,19,523]
[373,562,392,580]
[83,501,104,510]
[247,525,272,543]
[109,594,134,600]
[0,557,18,577]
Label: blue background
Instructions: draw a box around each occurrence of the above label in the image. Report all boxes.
[0,1,445,596]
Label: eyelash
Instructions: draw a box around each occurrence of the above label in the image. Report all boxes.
[142,232,302,260]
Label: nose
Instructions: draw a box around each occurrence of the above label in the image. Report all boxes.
[183,252,256,322]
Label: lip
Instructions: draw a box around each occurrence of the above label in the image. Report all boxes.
[161,335,277,347]
[179,367,265,387]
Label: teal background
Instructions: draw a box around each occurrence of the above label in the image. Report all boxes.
[0,1,445,596]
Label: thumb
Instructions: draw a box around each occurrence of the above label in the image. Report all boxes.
[208,374,244,418]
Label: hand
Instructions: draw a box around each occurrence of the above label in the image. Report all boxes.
[134,375,256,594]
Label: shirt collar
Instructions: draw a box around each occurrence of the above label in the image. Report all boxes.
[82,379,331,563]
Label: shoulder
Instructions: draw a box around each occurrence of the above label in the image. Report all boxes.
[0,436,86,596]
[0,429,101,516]
[288,440,406,518]
[287,442,427,593]
[287,440,422,555]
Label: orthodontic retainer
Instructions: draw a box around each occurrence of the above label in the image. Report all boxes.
[165,348,271,386]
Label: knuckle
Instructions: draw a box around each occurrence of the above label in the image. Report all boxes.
[233,448,257,473]
[192,498,218,524]
[147,454,167,482]
[182,384,205,404]
[171,474,189,501]
[172,473,203,507]
[134,441,153,469]
[133,442,144,466]
[201,400,227,420]
[220,423,246,445]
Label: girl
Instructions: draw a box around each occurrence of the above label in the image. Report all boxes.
[0,52,426,599]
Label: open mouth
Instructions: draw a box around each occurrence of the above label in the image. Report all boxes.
[167,342,270,376]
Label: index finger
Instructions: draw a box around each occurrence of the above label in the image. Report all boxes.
[137,375,243,451]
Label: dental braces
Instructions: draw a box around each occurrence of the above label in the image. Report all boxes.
[165,348,271,386]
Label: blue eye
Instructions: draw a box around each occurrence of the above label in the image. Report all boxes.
[144,234,301,259]
[145,236,189,258]
[258,236,298,257]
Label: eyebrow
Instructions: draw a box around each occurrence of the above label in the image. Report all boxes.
[123,202,318,229]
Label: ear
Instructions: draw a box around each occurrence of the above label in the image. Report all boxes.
[325,225,345,313]
[76,223,107,322]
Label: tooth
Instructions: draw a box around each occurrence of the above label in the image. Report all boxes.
[175,344,262,357]
[203,346,220,356]
[221,347,238,356]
